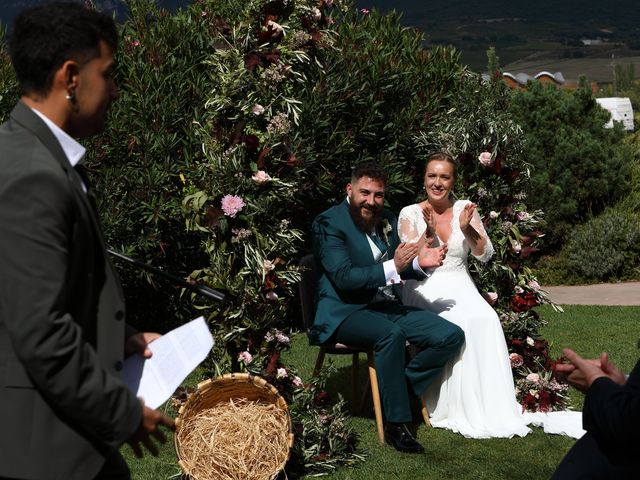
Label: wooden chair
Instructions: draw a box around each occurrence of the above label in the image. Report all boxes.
[298,254,386,443]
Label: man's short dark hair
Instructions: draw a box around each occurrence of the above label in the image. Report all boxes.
[351,162,387,185]
[8,2,118,96]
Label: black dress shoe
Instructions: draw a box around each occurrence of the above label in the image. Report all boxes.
[384,423,425,453]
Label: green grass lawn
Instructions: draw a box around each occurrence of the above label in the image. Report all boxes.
[123,304,639,479]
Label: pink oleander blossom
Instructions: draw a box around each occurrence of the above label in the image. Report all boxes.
[478,151,494,167]
[360,8,370,14]
[221,194,245,218]
[510,353,524,368]
[276,367,288,379]
[275,331,290,345]
[238,351,253,364]
[526,372,540,383]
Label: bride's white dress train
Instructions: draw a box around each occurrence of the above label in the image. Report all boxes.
[398,200,583,439]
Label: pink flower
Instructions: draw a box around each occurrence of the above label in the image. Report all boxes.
[252,170,272,185]
[482,291,498,305]
[221,194,245,218]
[528,280,541,291]
[292,376,303,387]
[516,211,531,221]
[515,285,524,294]
[510,353,524,368]
[360,8,370,14]
[526,372,540,383]
[131,40,141,47]
[325,0,333,6]
[201,11,208,17]
[311,7,321,20]
[478,151,494,167]
[238,351,253,364]
[489,210,499,219]
[251,104,265,115]
[276,367,288,379]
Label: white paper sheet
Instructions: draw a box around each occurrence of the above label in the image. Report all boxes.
[122,316,214,409]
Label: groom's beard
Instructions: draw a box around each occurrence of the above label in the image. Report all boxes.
[348,201,382,233]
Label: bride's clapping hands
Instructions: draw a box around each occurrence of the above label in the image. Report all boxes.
[418,242,447,269]
[421,202,437,237]
[459,202,477,231]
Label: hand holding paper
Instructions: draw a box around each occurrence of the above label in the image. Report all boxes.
[122,316,214,409]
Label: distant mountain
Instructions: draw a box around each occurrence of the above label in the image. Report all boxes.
[2,0,637,78]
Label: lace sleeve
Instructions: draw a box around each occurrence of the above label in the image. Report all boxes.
[470,208,494,262]
[398,204,425,244]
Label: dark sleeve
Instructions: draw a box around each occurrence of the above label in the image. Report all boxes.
[0,161,141,448]
[583,360,640,445]
[312,212,385,291]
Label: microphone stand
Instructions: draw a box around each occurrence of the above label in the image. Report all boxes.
[107,249,225,303]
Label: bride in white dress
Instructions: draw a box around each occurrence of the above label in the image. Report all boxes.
[398,153,581,439]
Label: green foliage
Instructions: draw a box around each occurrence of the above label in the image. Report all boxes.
[0,25,18,123]
[509,80,634,246]
[563,208,640,281]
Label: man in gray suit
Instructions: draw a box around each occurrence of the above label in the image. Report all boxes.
[0,3,173,479]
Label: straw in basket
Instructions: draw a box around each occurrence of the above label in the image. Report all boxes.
[174,372,295,480]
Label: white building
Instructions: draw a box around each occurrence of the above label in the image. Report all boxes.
[595,97,634,131]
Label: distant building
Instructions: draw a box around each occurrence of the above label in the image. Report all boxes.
[492,71,598,92]
[595,97,634,131]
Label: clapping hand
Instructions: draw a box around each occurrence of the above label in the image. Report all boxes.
[554,348,627,392]
[459,203,477,231]
[393,242,420,273]
[418,242,447,269]
[421,203,437,237]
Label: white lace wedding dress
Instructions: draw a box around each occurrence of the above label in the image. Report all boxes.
[398,200,584,439]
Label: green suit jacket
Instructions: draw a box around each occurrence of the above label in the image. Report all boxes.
[0,102,142,479]
[310,199,422,345]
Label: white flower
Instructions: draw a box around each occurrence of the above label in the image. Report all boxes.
[251,104,265,115]
[511,239,522,253]
[264,332,275,342]
[478,151,494,167]
[276,367,288,379]
[275,331,290,344]
[489,210,499,219]
[516,211,531,222]
[526,336,535,346]
[526,373,540,383]
[252,170,272,185]
[311,7,321,20]
[263,259,275,273]
[515,285,524,294]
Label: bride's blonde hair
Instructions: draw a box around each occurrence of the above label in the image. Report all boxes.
[425,152,457,179]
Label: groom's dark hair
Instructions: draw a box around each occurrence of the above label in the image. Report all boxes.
[351,162,387,185]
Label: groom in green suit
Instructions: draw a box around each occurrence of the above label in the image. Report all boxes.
[0,4,173,479]
[311,162,465,453]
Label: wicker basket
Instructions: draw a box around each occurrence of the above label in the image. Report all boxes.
[174,372,295,480]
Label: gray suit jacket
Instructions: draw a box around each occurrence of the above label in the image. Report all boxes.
[0,102,142,479]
